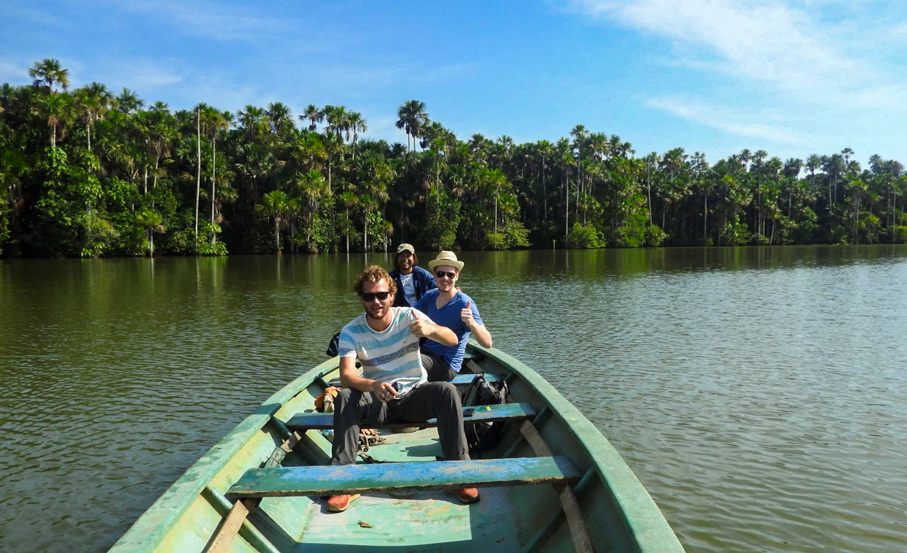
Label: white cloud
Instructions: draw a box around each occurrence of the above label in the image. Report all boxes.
[647,97,805,145]
[569,0,907,109]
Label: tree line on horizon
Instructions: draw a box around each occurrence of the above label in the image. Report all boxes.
[1,58,906,258]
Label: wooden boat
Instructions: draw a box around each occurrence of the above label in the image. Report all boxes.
[110,343,685,552]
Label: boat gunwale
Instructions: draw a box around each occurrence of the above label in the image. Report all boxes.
[469,343,684,552]
[109,357,340,552]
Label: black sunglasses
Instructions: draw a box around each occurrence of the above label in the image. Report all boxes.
[360,291,391,302]
[435,270,457,279]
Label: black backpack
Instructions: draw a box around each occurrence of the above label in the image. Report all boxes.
[326,332,340,357]
[461,374,509,454]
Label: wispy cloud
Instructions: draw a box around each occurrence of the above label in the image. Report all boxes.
[100,0,299,41]
[569,0,907,110]
[93,58,183,92]
[0,59,28,83]
[0,4,74,31]
[647,97,805,145]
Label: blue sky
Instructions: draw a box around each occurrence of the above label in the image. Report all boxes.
[2,0,906,166]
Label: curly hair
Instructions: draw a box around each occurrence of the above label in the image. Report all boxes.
[353,265,397,297]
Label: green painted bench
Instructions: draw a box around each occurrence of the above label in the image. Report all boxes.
[226,456,581,498]
[284,402,535,431]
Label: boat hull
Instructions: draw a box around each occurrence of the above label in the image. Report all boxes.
[110,344,684,552]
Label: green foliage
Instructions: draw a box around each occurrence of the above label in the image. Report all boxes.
[614,209,649,248]
[895,226,907,244]
[198,240,228,256]
[566,222,604,249]
[3,65,907,257]
[487,221,530,250]
[720,216,751,246]
[644,224,667,247]
[0,202,10,256]
[197,222,227,255]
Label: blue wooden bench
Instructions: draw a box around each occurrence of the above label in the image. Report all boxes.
[226,456,581,499]
[284,402,535,431]
[327,372,503,388]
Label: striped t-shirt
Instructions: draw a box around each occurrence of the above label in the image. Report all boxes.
[338,307,428,395]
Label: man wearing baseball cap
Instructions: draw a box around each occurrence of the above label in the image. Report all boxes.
[389,243,436,308]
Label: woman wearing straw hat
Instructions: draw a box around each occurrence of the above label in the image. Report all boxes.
[415,251,493,382]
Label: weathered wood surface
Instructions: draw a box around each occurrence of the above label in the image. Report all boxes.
[519,421,595,553]
[327,372,502,388]
[284,401,535,431]
[226,456,581,499]
[202,498,260,553]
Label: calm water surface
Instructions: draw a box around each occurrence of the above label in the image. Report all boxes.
[1,247,906,552]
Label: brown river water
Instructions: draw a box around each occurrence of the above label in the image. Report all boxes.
[1,246,906,552]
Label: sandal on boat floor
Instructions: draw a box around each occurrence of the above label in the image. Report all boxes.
[449,487,481,504]
[327,494,360,512]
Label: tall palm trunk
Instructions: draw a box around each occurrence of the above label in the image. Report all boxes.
[275,218,281,253]
[194,109,201,251]
[564,176,569,238]
[210,135,217,245]
[542,157,547,221]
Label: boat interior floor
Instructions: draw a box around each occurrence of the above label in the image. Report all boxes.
[246,427,529,552]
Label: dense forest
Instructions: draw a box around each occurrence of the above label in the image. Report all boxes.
[1,59,905,258]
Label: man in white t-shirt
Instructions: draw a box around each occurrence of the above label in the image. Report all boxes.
[327,265,479,512]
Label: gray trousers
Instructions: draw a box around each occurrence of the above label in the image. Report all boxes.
[422,351,457,382]
[331,381,469,465]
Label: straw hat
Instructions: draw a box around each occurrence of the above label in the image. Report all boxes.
[428,251,464,271]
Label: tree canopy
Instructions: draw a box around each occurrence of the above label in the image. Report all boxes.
[1,59,905,258]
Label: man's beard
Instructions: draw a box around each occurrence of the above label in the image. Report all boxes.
[366,307,386,320]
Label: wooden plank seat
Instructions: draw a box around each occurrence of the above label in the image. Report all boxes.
[226,456,581,499]
[326,372,503,388]
[284,402,535,431]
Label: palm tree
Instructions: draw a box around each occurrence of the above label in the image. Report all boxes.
[323,105,350,139]
[570,125,588,219]
[659,147,688,231]
[347,111,367,150]
[29,59,69,93]
[136,209,165,256]
[266,102,294,137]
[41,93,74,148]
[257,190,289,253]
[74,82,114,153]
[202,106,231,241]
[116,88,145,114]
[193,103,207,248]
[301,104,323,132]
[147,102,177,193]
[293,169,328,249]
[395,100,429,152]
[355,152,392,251]
[537,140,554,221]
